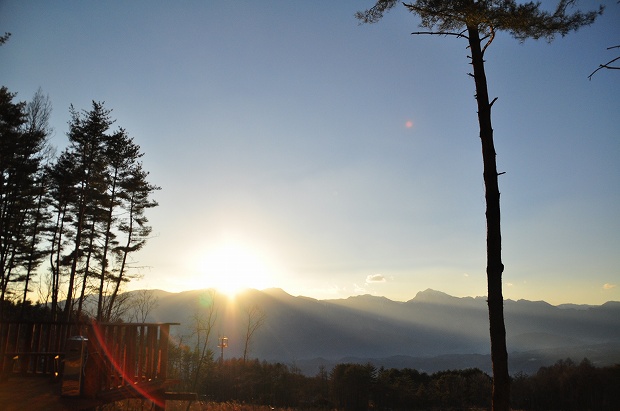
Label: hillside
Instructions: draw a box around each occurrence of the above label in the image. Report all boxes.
[139,288,620,375]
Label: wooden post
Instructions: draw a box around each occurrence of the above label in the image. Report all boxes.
[159,324,170,381]
[126,325,137,384]
[83,324,103,398]
[148,325,157,380]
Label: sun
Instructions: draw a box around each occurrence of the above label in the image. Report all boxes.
[196,242,273,297]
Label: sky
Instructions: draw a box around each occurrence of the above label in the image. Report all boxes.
[1,1,618,305]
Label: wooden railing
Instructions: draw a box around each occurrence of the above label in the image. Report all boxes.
[0,321,83,377]
[0,320,179,403]
[85,322,175,393]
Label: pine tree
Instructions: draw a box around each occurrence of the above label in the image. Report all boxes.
[0,87,28,315]
[18,89,54,317]
[356,1,601,410]
[47,152,77,320]
[49,101,159,322]
[0,87,51,318]
[104,163,159,321]
[59,102,113,322]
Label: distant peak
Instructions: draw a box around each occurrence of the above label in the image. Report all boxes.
[602,301,620,308]
[412,289,452,301]
[348,294,387,301]
[421,288,446,294]
[262,287,292,297]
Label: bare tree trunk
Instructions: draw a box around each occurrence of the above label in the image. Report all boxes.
[20,179,46,319]
[189,290,218,399]
[98,170,118,321]
[128,289,158,323]
[76,226,96,320]
[64,188,86,323]
[49,203,66,322]
[105,199,133,321]
[467,26,510,411]
[243,304,266,363]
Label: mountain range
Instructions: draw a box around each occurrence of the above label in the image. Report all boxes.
[138,288,620,376]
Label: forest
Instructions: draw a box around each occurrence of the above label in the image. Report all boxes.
[0,86,160,323]
[166,351,620,411]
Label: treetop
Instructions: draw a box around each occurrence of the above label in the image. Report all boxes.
[357,0,603,42]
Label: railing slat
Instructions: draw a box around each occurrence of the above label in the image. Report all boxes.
[159,324,170,380]
[147,325,157,380]
[126,325,136,384]
[138,325,145,382]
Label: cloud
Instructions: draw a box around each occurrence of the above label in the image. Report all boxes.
[603,283,616,290]
[366,274,386,283]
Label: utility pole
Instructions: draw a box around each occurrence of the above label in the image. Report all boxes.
[218,336,228,364]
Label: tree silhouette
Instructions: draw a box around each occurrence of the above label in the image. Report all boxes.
[589,44,620,79]
[242,304,266,363]
[589,0,619,79]
[48,101,159,322]
[188,289,218,404]
[0,32,10,46]
[18,88,54,318]
[356,1,601,410]
[330,363,377,411]
[0,87,51,318]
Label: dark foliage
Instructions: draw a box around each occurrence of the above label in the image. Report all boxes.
[0,86,159,323]
[163,354,620,410]
[512,358,620,411]
[0,298,52,322]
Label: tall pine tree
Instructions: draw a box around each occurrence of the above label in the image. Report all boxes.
[0,87,51,319]
[59,102,110,322]
[49,101,159,322]
[356,1,601,410]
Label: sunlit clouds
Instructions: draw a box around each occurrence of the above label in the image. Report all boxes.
[604,283,617,290]
[366,274,387,283]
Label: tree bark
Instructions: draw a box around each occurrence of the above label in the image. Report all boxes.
[467,26,510,411]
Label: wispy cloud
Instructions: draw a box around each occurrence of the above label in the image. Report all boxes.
[603,283,616,290]
[366,274,386,283]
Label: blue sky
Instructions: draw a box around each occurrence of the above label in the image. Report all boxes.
[2,1,618,305]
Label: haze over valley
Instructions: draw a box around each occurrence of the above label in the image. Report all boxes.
[137,287,620,376]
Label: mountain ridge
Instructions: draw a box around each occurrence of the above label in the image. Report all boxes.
[125,287,619,375]
[137,287,619,307]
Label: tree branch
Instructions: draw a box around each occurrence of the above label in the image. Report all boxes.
[411,31,468,39]
[482,26,496,55]
[589,54,620,80]
[0,32,10,46]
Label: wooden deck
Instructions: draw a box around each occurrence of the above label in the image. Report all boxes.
[0,320,187,410]
[0,376,195,410]
[0,376,102,411]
